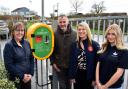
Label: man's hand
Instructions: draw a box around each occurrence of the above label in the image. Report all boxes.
[53,64,61,72]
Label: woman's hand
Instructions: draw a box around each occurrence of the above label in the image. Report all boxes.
[92,81,96,87]
[99,85,108,89]
[23,74,32,83]
[96,83,108,89]
[96,82,102,89]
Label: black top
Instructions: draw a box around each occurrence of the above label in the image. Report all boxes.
[98,44,128,88]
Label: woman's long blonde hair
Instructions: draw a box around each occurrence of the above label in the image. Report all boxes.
[98,24,126,53]
[76,22,92,48]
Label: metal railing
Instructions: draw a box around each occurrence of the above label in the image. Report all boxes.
[69,16,128,43]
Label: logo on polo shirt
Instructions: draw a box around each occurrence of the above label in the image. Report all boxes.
[112,52,118,57]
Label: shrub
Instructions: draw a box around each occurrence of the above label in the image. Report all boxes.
[0,63,16,89]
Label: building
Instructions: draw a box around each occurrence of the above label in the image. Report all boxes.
[11,7,39,20]
[11,7,30,16]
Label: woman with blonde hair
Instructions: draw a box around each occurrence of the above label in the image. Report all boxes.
[96,24,128,89]
[69,22,100,89]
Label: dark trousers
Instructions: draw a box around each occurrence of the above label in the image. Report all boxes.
[52,68,70,89]
[15,80,31,89]
[74,69,94,89]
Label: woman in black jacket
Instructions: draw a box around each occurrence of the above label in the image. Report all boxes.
[69,22,100,89]
[3,22,34,89]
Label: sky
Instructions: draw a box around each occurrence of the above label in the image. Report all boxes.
[0,0,128,17]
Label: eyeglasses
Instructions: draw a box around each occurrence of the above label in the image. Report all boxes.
[15,29,24,32]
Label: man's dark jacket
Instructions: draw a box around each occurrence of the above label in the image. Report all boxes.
[51,24,76,69]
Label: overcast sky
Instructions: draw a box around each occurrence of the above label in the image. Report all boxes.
[0,0,128,17]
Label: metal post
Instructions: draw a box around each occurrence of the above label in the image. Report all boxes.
[29,0,32,21]
[42,0,44,21]
[57,3,59,18]
[92,20,95,39]
[53,5,55,21]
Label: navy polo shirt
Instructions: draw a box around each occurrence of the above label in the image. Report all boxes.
[98,45,128,88]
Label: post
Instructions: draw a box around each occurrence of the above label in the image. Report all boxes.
[42,0,44,21]
[57,3,59,18]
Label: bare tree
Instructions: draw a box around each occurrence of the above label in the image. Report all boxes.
[90,1,106,15]
[50,13,54,19]
[0,6,10,15]
[70,0,83,14]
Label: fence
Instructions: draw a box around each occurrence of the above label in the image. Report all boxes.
[69,16,128,43]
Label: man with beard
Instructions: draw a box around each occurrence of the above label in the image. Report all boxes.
[50,14,76,89]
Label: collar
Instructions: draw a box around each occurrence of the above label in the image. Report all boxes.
[107,43,117,50]
[11,38,24,47]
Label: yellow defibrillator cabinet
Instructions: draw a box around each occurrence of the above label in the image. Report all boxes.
[27,23,54,60]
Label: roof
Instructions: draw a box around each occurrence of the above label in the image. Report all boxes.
[11,7,30,12]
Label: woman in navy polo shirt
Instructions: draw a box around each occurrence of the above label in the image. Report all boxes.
[96,24,128,89]
[69,22,100,89]
[3,22,34,89]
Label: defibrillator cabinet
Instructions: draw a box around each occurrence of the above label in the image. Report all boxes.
[27,23,54,60]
